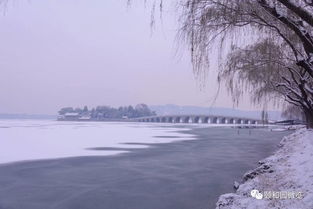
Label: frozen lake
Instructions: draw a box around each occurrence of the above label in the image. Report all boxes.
[0,120,292,209]
[0,120,195,164]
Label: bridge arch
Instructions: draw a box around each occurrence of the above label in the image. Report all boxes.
[168,117,173,123]
[183,116,191,123]
[212,117,218,124]
[203,117,210,123]
[220,118,226,124]
[174,117,181,123]
[194,116,200,123]
[235,119,241,124]
[241,119,249,124]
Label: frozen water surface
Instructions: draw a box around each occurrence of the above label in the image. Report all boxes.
[0,120,195,164]
[0,120,293,209]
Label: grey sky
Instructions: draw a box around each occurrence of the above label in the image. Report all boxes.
[0,0,272,114]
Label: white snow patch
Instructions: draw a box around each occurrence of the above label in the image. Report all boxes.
[216,128,313,209]
[0,120,196,164]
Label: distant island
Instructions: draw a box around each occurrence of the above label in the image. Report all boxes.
[57,104,156,121]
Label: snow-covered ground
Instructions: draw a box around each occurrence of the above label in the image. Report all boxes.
[216,128,313,209]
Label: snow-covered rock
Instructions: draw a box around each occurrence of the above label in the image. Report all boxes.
[216,129,313,209]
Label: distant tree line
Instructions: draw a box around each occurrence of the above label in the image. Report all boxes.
[58,104,156,120]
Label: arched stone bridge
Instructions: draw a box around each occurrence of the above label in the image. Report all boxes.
[134,115,263,125]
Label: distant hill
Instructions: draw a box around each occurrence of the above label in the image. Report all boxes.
[0,114,56,120]
[149,104,283,120]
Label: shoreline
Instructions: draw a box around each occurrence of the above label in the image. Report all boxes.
[215,128,313,209]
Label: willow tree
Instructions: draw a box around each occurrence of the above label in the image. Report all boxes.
[131,0,313,127]
[179,0,313,127]
[220,39,312,123]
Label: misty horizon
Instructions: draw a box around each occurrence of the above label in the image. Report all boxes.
[0,0,280,115]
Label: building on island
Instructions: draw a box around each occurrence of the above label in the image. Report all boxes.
[58,112,80,121]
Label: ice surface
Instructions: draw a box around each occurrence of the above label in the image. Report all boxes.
[0,120,196,164]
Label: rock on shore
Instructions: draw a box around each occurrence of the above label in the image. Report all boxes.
[216,129,313,209]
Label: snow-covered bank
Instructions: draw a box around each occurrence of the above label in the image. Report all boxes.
[216,129,313,209]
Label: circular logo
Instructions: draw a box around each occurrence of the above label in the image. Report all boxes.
[251,189,263,200]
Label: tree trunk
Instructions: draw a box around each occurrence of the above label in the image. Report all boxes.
[304,108,313,129]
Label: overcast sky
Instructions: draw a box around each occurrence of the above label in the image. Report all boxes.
[0,0,275,114]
